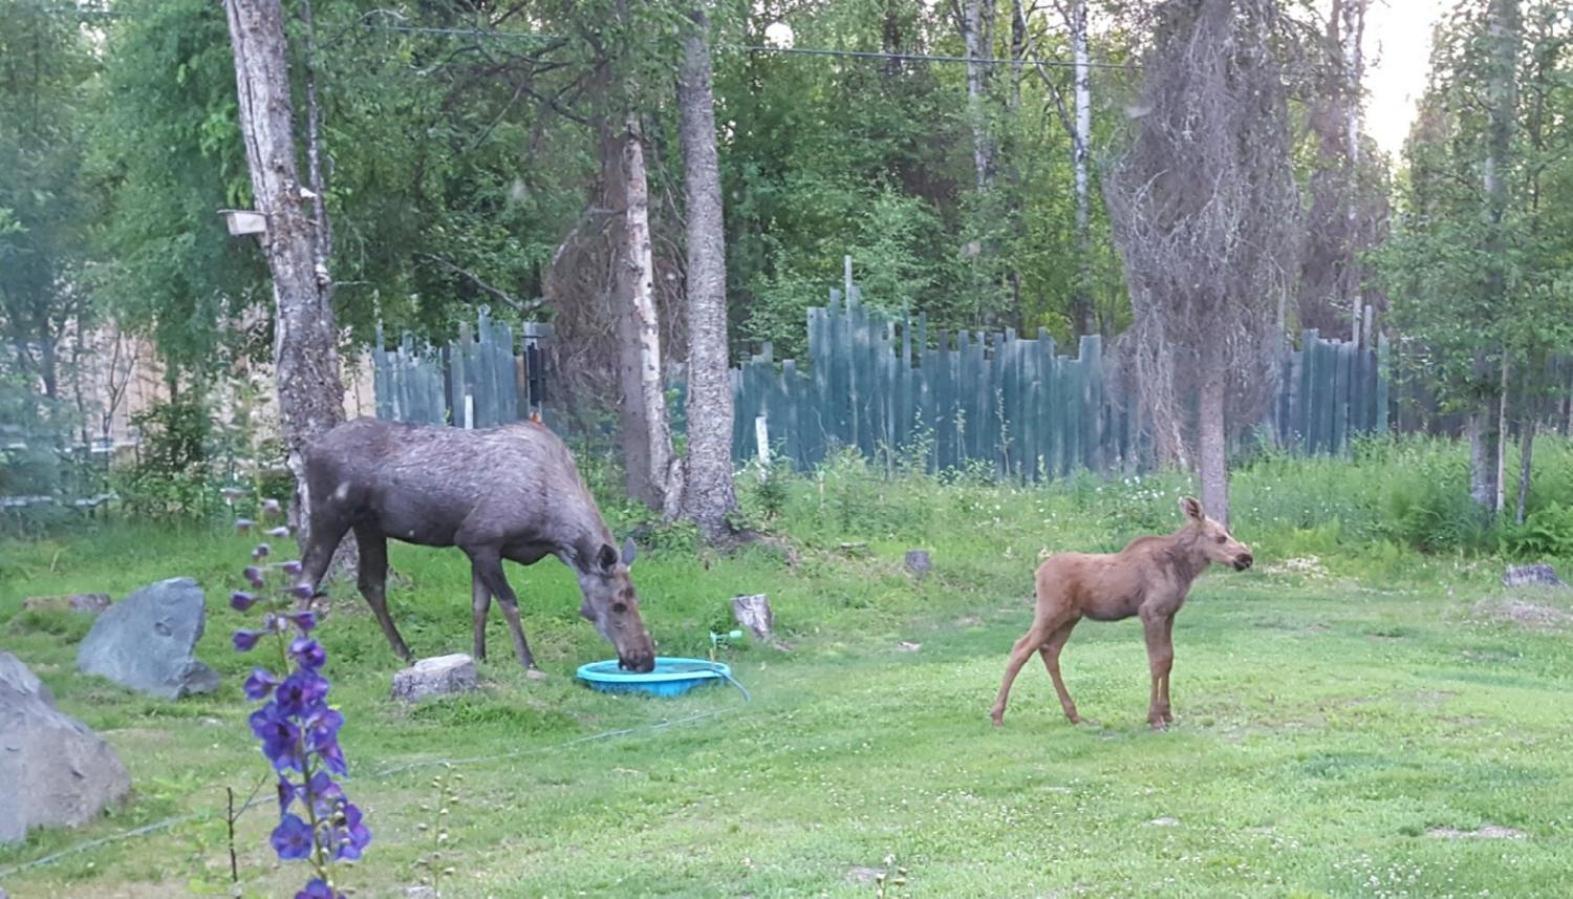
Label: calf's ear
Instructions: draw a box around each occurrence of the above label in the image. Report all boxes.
[621,537,638,568]
[598,543,618,572]
[1180,496,1204,520]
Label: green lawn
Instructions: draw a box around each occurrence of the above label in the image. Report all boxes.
[3,501,1572,898]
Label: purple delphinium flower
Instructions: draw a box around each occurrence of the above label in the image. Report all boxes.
[275,670,330,718]
[249,704,306,772]
[285,610,318,633]
[235,518,254,533]
[232,489,369,892]
[334,802,371,861]
[271,813,314,860]
[261,498,283,515]
[233,629,265,652]
[291,638,327,671]
[296,879,337,899]
[244,668,281,701]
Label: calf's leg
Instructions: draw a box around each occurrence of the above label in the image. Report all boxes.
[990,613,1067,726]
[1038,618,1082,724]
[1141,612,1175,730]
[354,526,413,663]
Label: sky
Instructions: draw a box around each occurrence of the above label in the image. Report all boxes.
[1357,0,1452,157]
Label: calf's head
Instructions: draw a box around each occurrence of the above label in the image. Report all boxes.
[1180,496,1253,571]
[578,537,657,672]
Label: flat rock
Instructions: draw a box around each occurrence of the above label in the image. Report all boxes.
[1,652,132,844]
[77,578,219,700]
[392,654,478,703]
[731,594,774,640]
[1503,563,1566,588]
[903,549,932,577]
[22,593,112,615]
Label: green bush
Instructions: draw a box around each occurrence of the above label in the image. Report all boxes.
[114,397,219,519]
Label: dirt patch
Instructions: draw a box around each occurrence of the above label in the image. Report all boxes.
[1427,824,1526,840]
[1471,597,1572,630]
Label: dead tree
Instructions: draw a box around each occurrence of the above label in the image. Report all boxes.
[1104,0,1303,525]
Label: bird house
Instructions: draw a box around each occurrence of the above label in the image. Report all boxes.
[218,209,266,237]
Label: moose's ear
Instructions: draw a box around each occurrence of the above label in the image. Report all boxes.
[598,543,619,572]
[621,537,638,568]
[1180,496,1204,520]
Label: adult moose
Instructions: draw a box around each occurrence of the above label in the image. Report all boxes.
[295,417,657,674]
[990,496,1252,729]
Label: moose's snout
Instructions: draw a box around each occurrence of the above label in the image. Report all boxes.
[1234,552,1254,571]
[619,652,656,673]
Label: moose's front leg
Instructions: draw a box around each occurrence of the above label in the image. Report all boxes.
[1141,611,1175,730]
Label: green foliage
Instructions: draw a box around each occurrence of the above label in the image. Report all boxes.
[114,397,219,520]
[1501,503,1573,560]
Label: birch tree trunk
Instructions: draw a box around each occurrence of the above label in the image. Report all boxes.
[223,0,345,551]
[962,0,996,190]
[1069,0,1094,336]
[677,6,737,541]
[1471,0,1519,516]
[615,114,679,515]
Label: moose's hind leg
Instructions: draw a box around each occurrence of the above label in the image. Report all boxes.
[471,552,540,676]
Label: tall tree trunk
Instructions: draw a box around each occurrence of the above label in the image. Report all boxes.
[963,0,996,190]
[1340,0,1366,344]
[676,6,736,541]
[615,114,678,514]
[223,0,345,550]
[1197,365,1229,526]
[1515,414,1535,526]
[1006,0,1029,329]
[1472,0,1519,517]
[1068,0,1093,336]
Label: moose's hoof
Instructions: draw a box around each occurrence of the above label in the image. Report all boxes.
[524,667,549,682]
[989,707,1005,727]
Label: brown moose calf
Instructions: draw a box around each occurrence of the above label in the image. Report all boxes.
[990,496,1252,730]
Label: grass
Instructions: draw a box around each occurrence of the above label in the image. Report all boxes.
[3,454,1573,898]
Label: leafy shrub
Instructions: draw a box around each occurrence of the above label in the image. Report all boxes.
[115,397,218,519]
[1501,503,1573,560]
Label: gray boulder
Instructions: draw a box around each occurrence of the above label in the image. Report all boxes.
[731,594,774,640]
[392,654,479,703]
[1,652,132,844]
[77,578,219,699]
[1504,564,1566,589]
[904,549,933,578]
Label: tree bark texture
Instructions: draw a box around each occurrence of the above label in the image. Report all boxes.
[1069,0,1093,336]
[962,0,996,190]
[614,114,679,515]
[676,7,737,541]
[223,0,345,551]
[1197,366,1229,526]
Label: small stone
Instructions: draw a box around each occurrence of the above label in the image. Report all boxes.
[1147,817,1180,827]
[392,654,479,703]
[1504,564,1566,589]
[76,578,219,700]
[404,887,437,899]
[21,593,112,615]
[731,594,773,640]
[1,653,132,844]
[898,641,922,652]
[904,549,932,577]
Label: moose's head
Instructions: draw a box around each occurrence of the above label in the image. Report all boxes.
[1179,496,1253,571]
[578,537,657,672]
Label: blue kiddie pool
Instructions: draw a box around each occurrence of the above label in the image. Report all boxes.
[576,657,733,698]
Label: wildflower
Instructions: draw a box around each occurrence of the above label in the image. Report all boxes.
[244,668,281,701]
[291,638,327,670]
[233,629,266,652]
[281,559,304,576]
[244,566,265,589]
[253,543,272,561]
[268,526,292,538]
[231,591,258,612]
[275,670,330,718]
[271,813,314,860]
[250,704,305,772]
[296,879,336,899]
[292,584,316,602]
[285,611,318,633]
[235,518,254,533]
[261,498,283,516]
